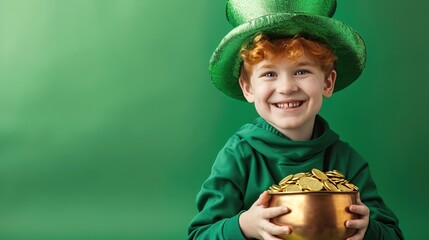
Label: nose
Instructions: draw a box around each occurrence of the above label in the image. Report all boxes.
[277,75,298,95]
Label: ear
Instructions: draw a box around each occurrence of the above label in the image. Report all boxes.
[323,70,337,98]
[239,76,255,103]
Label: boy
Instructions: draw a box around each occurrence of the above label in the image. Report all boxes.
[188,1,404,239]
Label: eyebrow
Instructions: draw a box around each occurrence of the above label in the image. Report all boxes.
[257,63,277,69]
[295,60,316,67]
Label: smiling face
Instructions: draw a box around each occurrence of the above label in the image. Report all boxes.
[239,53,336,141]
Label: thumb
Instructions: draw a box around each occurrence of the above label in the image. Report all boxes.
[254,191,271,207]
[356,192,363,205]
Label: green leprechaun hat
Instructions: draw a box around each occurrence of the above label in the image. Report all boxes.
[209,0,366,101]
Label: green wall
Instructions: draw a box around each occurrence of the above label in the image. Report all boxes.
[0,1,425,239]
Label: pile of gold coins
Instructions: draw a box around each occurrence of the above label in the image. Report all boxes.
[268,169,359,193]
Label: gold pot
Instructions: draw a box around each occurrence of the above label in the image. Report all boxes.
[268,191,358,240]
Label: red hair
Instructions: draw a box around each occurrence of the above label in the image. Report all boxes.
[240,34,337,81]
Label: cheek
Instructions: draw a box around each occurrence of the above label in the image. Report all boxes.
[303,81,325,96]
[310,93,324,110]
[252,83,272,96]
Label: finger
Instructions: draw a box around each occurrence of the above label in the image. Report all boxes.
[356,192,362,204]
[349,204,369,216]
[262,206,290,218]
[346,219,367,230]
[260,232,283,240]
[253,191,271,207]
[259,191,271,207]
[262,221,291,236]
[260,229,287,240]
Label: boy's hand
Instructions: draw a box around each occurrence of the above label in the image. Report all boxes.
[345,193,370,240]
[239,191,291,240]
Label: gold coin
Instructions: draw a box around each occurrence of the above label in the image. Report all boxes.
[270,168,358,193]
[330,177,344,183]
[285,180,297,185]
[279,174,293,185]
[323,180,340,191]
[346,183,359,191]
[333,170,345,178]
[337,184,353,192]
[268,188,277,193]
[292,172,306,180]
[312,168,328,180]
[284,184,303,192]
[326,172,342,179]
[306,178,324,191]
[297,177,313,190]
[281,184,289,189]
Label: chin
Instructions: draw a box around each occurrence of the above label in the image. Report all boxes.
[269,120,302,130]
[270,116,314,132]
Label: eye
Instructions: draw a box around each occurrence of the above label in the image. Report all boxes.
[262,71,277,77]
[295,70,308,75]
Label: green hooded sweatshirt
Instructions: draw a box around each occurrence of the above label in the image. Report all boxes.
[188,116,403,240]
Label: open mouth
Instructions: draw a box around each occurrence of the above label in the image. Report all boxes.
[274,101,304,110]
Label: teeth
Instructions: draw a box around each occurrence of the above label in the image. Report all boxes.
[276,101,302,109]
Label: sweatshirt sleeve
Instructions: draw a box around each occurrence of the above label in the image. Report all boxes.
[188,136,249,240]
[344,146,404,240]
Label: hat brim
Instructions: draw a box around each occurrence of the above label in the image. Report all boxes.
[209,13,366,101]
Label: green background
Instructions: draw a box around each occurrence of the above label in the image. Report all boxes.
[0,0,426,239]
